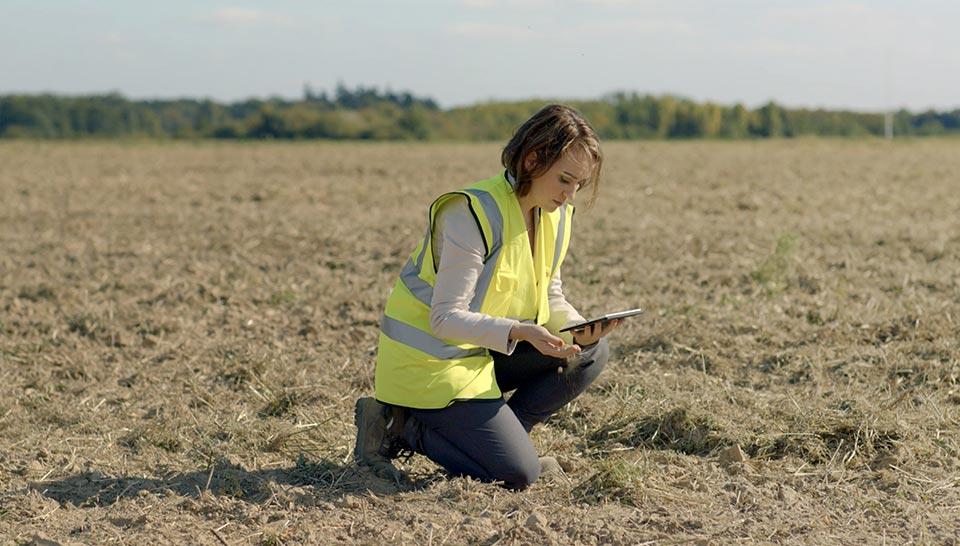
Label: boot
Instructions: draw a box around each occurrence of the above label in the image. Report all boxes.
[353,397,405,482]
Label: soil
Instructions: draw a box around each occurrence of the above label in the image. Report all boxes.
[1,140,958,544]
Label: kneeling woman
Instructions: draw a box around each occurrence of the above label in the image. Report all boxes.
[355,104,620,490]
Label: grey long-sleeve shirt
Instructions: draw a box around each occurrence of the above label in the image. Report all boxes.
[428,196,585,355]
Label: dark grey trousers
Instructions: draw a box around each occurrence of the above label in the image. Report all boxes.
[401,338,609,490]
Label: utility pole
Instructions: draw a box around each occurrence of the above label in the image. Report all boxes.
[883,48,893,140]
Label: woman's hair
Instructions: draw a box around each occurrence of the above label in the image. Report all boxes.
[501,104,604,207]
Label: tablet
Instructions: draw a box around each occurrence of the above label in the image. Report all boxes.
[559,308,644,333]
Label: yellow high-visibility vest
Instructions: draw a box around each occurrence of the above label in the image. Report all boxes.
[374,172,574,409]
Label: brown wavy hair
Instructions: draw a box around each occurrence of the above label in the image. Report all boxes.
[501,104,603,207]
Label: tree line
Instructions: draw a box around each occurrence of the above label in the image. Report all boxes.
[1,85,958,140]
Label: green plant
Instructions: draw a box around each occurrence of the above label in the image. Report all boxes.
[750,232,799,292]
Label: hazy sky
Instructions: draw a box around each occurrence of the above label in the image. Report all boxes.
[2,0,958,111]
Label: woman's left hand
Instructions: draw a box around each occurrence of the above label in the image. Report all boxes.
[572,318,622,346]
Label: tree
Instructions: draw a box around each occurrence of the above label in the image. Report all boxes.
[2,88,960,141]
[753,101,784,137]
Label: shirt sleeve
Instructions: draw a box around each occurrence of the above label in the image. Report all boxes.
[429,196,519,355]
[543,265,587,344]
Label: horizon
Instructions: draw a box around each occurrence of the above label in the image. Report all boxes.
[3,87,954,116]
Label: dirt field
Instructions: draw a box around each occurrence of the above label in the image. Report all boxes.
[1,139,958,545]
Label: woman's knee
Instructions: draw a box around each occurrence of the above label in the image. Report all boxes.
[497,456,541,490]
[576,337,609,375]
[588,337,610,367]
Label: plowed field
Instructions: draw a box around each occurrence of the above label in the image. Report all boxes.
[2,140,958,544]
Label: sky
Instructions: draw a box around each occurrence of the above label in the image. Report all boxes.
[1,0,958,112]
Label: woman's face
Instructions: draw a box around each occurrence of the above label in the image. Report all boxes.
[524,148,593,212]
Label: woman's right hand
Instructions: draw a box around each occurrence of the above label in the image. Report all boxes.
[509,323,581,359]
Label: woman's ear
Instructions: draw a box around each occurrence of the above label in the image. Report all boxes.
[523,151,537,172]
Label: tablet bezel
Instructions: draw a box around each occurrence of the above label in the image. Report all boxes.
[558,307,644,333]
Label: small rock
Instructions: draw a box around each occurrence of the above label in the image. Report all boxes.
[296,494,316,508]
[718,445,748,467]
[337,495,360,509]
[525,512,546,530]
[539,456,565,478]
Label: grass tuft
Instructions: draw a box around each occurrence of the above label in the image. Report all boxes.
[750,232,799,292]
[17,284,56,302]
[572,459,647,507]
[748,408,901,466]
[120,423,184,453]
[586,406,728,456]
[259,389,310,418]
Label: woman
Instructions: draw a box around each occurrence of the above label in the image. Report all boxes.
[355,104,621,489]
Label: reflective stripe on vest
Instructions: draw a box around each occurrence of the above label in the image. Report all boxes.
[399,186,505,312]
[551,203,567,277]
[399,257,432,307]
[414,219,431,269]
[462,188,503,312]
[381,315,486,360]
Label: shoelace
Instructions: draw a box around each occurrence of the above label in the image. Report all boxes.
[381,436,415,463]
[381,409,414,462]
